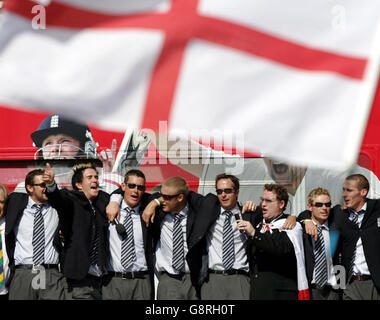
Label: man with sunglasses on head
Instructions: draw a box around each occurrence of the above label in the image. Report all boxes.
[297,188,341,300]
[102,169,155,300]
[4,169,64,300]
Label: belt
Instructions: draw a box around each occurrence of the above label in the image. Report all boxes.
[209,269,249,276]
[353,275,372,281]
[108,271,149,279]
[162,271,187,280]
[15,264,59,270]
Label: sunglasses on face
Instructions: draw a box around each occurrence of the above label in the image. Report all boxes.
[32,183,46,188]
[216,188,234,195]
[313,202,332,208]
[127,183,145,191]
[160,193,181,200]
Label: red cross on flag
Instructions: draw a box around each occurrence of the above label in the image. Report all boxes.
[0,0,380,170]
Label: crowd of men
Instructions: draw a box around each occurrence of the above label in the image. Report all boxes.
[0,160,380,301]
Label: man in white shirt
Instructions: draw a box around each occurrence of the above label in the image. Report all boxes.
[4,169,64,300]
[102,169,154,300]
[298,187,340,300]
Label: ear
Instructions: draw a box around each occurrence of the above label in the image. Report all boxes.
[26,184,34,194]
[121,182,126,192]
[307,203,312,211]
[178,193,184,203]
[279,200,285,211]
[75,182,82,191]
[361,188,368,198]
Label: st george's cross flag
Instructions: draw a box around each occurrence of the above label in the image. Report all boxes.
[0,0,380,170]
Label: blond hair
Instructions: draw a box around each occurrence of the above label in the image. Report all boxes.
[307,187,331,205]
[162,176,189,196]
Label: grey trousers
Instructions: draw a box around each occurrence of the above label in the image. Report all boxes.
[65,275,103,300]
[310,285,340,300]
[102,274,152,300]
[343,279,380,300]
[9,267,65,300]
[201,273,250,300]
[157,273,198,300]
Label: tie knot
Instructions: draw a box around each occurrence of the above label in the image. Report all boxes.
[124,207,135,215]
[317,225,325,232]
[224,210,233,219]
[173,212,184,222]
[33,203,43,213]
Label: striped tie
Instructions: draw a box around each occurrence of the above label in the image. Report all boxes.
[348,210,364,279]
[172,212,185,271]
[0,230,4,288]
[121,208,136,270]
[222,210,235,270]
[32,204,45,265]
[89,203,99,266]
[314,225,328,287]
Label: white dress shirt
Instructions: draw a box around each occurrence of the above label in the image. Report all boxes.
[155,205,190,274]
[0,218,10,295]
[311,219,337,286]
[351,203,370,276]
[14,197,59,265]
[207,205,249,272]
[107,201,148,272]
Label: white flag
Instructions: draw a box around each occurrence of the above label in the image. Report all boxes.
[0,0,380,169]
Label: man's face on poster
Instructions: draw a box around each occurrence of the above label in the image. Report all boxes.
[41,133,82,159]
[264,158,306,186]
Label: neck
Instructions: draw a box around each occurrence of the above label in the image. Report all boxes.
[312,216,327,226]
[265,213,283,223]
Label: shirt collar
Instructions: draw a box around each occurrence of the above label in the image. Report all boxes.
[312,218,329,231]
[121,201,140,214]
[172,203,189,218]
[220,204,240,215]
[27,197,46,210]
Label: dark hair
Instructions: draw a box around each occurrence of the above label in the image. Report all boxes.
[124,169,146,183]
[215,173,240,191]
[345,174,370,195]
[71,163,98,191]
[25,169,45,194]
[264,183,289,211]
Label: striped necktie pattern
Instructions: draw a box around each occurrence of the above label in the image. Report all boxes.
[32,204,45,265]
[314,225,328,287]
[222,210,235,270]
[348,209,365,279]
[121,207,136,270]
[172,212,185,271]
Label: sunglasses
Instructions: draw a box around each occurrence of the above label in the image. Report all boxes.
[313,202,332,208]
[32,183,47,188]
[160,193,181,200]
[127,183,145,191]
[216,188,234,195]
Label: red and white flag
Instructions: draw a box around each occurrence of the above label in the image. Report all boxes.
[0,0,380,169]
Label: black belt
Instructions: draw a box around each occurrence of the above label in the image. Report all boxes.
[108,271,149,279]
[162,271,187,280]
[209,269,249,276]
[353,275,372,281]
[15,264,59,270]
